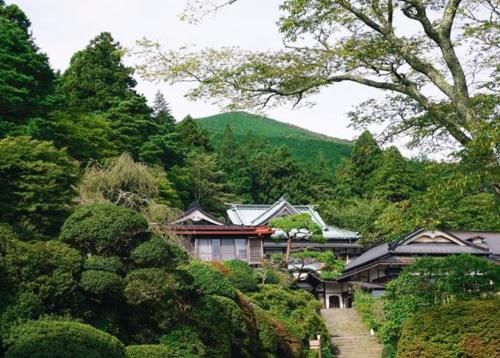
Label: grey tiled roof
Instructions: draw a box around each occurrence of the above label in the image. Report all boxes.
[343,229,499,274]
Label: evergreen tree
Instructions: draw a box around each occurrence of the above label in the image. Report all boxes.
[152,91,175,126]
[0,2,55,134]
[177,115,213,152]
[350,130,383,196]
[59,32,137,113]
[373,146,414,202]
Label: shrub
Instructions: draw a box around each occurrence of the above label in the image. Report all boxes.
[353,290,384,332]
[397,300,500,358]
[124,269,178,305]
[125,345,173,358]
[184,261,235,298]
[160,326,207,358]
[224,259,258,292]
[3,319,126,358]
[84,255,124,273]
[131,236,188,269]
[80,270,124,297]
[253,305,278,354]
[60,203,148,256]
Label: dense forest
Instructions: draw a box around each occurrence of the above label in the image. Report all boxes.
[0,0,499,357]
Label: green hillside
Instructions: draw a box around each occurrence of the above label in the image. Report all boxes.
[196,112,352,170]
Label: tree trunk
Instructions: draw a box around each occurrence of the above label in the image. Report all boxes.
[284,235,292,268]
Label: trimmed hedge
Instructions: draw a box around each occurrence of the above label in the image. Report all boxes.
[60,203,148,256]
[80,270,124,297]
[125,345,173,358]
[397,300,500,358]
[3,319,126,358]
[131,236,188,268]
[160,327,207,358]
[184,261,235,298]
[84,255,124,273]
[224,259,258,292]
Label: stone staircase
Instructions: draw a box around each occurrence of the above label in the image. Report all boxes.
[321,308,383,358]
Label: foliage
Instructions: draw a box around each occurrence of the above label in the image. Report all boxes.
[249,285,330,352]
[0,136,78,237]
[197,111,352,171]
[291,250,345,281]
[184,261,235,298]
[131,236,188,269]
[160,326,207,358]
[84,256,124,274]
[60,203,148,256]
[397,300,500,358]
[353,290,384,332]
[124,269,181,306]
[0,3,55,133]
[3,319,126,358]
[125,345,172,358]
[380,255,500,356]
[224,259,258,292]
[80,270,124,298]
[78,153,180,211]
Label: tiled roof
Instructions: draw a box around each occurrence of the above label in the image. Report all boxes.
[226,197,359,240]
[343,229,499,274]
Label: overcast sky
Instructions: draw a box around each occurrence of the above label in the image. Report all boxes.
[13,0,398,146]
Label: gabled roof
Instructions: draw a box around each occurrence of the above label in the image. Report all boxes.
[342,229,497,276]
[171,202,225,226]
[226,196,359,240]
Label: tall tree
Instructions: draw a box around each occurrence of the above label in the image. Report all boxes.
[0,2,55,134]
[152,91,175,126]
[60,32,138,113]
[373,146,414,202]
[177,115,213,152]
[138,0,499,191]
[0,136,78,237]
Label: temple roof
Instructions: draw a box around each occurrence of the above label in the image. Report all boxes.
[340,229,499,278]
[226,196,359,240]
[171,202,225,226]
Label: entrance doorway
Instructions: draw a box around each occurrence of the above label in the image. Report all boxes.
[328,295,341,308]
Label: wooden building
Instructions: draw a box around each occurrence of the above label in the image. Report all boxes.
[169,203,273,264]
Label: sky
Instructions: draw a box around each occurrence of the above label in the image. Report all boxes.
[12,0,402,148]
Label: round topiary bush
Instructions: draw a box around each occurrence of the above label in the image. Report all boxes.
[184,261,235,298]
[84,255,124,273]
[224,259,258,292]
[79,270,124,297]
[131,236,188,268]
[397,300,500,358]
[125,345,173,358]
[60,203,148,256]
[3,319,126,358]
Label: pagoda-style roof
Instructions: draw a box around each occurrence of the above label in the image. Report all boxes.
[226,196,359,240]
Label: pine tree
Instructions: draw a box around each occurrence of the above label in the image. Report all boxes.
[0,2,55,134]
[373,146,414,202]
[177,115,213,152]
[152,91,175,126]
[59,32,138,113]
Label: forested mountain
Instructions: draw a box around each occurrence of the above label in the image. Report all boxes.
[196,112,352,170]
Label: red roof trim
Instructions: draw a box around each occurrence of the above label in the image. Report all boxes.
[169,225,274,236]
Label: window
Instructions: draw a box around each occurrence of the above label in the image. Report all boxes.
[235,239,247,260]
[221,240,236,260]
[198,239,212,260]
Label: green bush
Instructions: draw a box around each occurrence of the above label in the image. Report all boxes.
[3,319,126,358]
[131,236,188,269]
[353,290,384,332]
[124,268,178,305]
[249,285,329,352]
[184,261,235,298]
[224,259,258,292]
[84,255,124,273]
[397,300,500,358]
[60,203,148,256]
[253,305,278,354]
[80,270,124,297]
[125,345,173,358]
[160,326,207,358]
